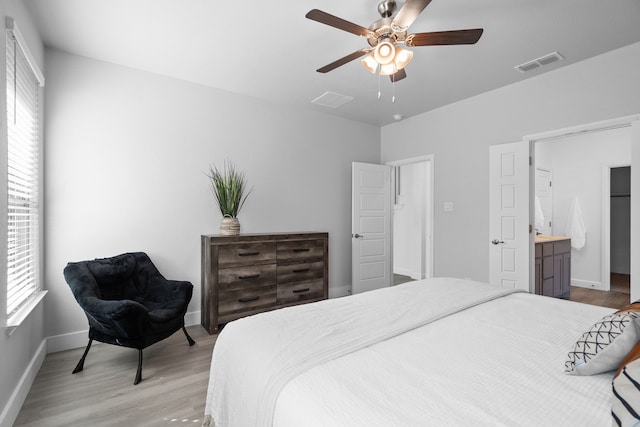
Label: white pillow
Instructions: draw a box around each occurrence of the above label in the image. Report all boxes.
[565,311,640,376]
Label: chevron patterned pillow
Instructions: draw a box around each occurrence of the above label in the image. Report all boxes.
[565,311,640,376]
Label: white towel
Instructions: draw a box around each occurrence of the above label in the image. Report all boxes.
[534,196,545,231]
[565,198,586,251]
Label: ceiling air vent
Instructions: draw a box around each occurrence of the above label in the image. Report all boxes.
[514,51,564,73]
[311,91,354,109]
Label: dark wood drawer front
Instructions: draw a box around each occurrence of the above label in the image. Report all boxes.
[278,261,324,283]
[541,242,554,257]
[218,285,277,316]
[218,264,277,291]
[218,242,276,268]
[277,279,325,304]
[554,240,571,254]
[277,239,324,262]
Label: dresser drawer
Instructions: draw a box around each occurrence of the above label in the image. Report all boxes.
[277,261,324,284]
[277,239,325,263]
[218,285,277,316]
[218,242,276,268]
[277,279,325,304]
[218,264,277,292]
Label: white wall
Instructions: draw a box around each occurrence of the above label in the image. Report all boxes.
[0,2,46,426]
[43,49,380,348]
[535,128,631,289]
[381,41,640,297]
[393,162,426,279]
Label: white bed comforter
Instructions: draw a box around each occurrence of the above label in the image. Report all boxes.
[203,278,521,427]
[274,287,615,427]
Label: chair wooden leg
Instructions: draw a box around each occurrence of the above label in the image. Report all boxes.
[134,349,143,385]
[183,326,195,346]
[72,339,93,374]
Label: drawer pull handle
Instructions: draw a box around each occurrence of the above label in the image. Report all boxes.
[238,296,260,303]
[239,252,260,257]
[239,274,260,280]
[293,248,310,253]
[292,288,310,294]
[293,268,310,273]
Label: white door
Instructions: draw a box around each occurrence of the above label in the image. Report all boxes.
[352,162,392,294]
[535,168,553,235]
[489,141,530,291]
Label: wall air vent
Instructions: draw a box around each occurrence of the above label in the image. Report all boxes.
[514,51,564,73]
[311,91,354,108]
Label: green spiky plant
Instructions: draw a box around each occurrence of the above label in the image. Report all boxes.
[206,160,252,218]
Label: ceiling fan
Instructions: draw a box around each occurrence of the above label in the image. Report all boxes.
[305,0,483,82]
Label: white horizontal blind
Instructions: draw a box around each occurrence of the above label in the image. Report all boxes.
[6,29,41,318]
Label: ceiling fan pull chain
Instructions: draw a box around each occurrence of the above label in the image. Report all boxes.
[392,78,396,103]
[392,65,396,103]
[377,72,382,99]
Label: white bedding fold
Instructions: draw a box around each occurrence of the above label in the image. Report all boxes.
[203,278,521,427]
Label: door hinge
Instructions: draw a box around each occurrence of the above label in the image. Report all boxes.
[529,156,532,166]
[529,224,533,234]
[549,180,552,187]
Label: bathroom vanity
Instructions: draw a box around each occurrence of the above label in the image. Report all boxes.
[534,236,571,299]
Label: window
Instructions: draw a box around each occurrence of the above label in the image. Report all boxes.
[6,19,44,322]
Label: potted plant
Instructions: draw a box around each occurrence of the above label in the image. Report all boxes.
[206,160,252,235]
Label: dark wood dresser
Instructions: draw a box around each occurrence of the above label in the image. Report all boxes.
[200,232,328,334]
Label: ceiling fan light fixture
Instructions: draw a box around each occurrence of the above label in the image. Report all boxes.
[361,53,379,74]
[373,40,396,65]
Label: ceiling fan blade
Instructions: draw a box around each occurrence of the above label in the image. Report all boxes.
[406,29,484,47]
[389,68,407,82]
[306,9,372,38]
[393,0,433,30]
[316,49,370,73]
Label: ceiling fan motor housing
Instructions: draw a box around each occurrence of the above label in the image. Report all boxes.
[377,0,397,18]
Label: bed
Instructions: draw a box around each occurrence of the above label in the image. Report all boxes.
[202,277,635,426]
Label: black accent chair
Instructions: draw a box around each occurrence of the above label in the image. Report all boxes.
[63,252,195,385]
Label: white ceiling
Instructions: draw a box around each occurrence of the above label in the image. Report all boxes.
[24,0,640,126]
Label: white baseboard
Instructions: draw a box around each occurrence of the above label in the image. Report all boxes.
[184,310,200,327]
[0,339,47,427]
[572,278,603,291]
[47,310,203,354]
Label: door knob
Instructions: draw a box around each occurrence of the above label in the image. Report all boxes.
[491,239,505,245]
[353,233,364,239]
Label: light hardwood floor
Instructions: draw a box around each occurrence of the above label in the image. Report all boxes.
[14,325,216,427]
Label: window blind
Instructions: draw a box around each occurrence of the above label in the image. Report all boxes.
[6,25,41,318]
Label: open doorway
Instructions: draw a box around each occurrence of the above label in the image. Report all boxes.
[387,156,434,286]
[610,166,631,295]
[533,126,631,308]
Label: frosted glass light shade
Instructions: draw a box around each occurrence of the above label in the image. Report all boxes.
[361,53,378,74]
[394,47,413,70]
[379,62,397,76]
[373,41,396,65]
